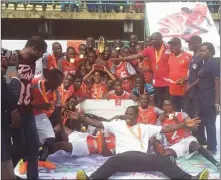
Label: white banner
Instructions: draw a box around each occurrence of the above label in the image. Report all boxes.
[80,100,137,119]
[145,2,220,57]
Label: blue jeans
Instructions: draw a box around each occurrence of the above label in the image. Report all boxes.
[171,95,184,112]
[199,106,217,151]
[12,113,39,179]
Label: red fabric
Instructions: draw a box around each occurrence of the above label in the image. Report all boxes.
[162,113,191,145]
[47,54,58,69]
[90,83,107,99]
[141,46,170,87]
[68,82,89,98]
[60,57,81,77]
[67,40,85,53]
[168,51,192,96]
[137,106,157,125]
[107,90,131,100]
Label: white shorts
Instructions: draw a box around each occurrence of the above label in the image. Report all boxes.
[35,113,55,145]
[68,131,90,157]
[165,136,198,159]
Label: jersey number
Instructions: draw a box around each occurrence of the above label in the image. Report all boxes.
[18,82,31,105]
[171,131,178,140]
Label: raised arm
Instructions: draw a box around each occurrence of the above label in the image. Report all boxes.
[83,68,95,82]
[110,53,143,62]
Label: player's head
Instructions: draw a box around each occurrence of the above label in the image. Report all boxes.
[150,32,163,49]
[135,44,144,54]
[130,34,138,47]
[86,36,95,49]
[67,95,78,110]
[73,73,83,89]
[186,35,202,52]
[125,106,139,125]
[88,51,97,64]
[135,75,145,89]
[66,47,76,60]
[79,44,87,55]
[104,46,111,60]
[121,46,132,57]
[113,79,123,94]
[63,73,74,89]
[199,42,215,60]
[181,7,191,14]
[113,39,123,49]
[139,94,149,109]
[52,42,62,57]
[111,49,120,58]
[162,100,173,113]
[47,69,64,90]
[25,36,47,60]
[78,64,87,76]
[168,37,182,55]
[145,37,153,47]
[93,70,102,84]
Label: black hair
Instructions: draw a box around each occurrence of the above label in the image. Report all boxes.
[65,73,75,82]
[73,72,83,82]
[127,106,139,115]
[52,42,61,48]
[122,46,132,52]
[25,36,47,51]
[114,79,122,85]
[200,42,215,56]
[67,94,78,103]
[79,44,87,48]
[47,69,64,82]
[86,36,95,41]
[130,34,138,38]
[151,32,163,39]
[66,46,76,52]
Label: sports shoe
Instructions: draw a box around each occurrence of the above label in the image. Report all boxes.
[192,169,209,180]
[76,169,90,180]
[40,160,56,169]
[18,160,28,175]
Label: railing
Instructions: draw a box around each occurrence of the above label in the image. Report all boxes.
[1,1,220,14]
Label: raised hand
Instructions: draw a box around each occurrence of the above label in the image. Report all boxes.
[185,117,201,128]
[64,110,79,120]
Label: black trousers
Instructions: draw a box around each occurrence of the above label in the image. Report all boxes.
[90,151,192,180]
[154,86,170,108]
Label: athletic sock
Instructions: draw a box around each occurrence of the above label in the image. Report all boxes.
[39,143,50,161]
[198,146,219,166]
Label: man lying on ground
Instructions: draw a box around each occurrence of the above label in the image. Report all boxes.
[66,106,209,180]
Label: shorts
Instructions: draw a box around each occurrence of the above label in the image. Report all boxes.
[35,113,55,144]
[68,131,90,157]
[166,136,198,159]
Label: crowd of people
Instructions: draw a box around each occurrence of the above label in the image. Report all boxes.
[1,32,220,180]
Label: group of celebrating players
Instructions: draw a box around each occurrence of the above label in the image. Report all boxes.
[1,31,220,180]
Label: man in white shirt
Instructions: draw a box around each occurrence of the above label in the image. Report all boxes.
[65,106,209,180]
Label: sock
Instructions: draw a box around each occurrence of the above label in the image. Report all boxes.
[39,143,49,161]
[198,146,219,166]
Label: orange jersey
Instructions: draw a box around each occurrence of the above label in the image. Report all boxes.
[32,80,61,117]
[57,56,80,77]
[162,112,191,145]
[42,54,58,70]
[69,82,89,98]
[168,51,191,96]
[113,61,136,92]
[58,85,72,106]
[137,106,163,125]
[90,83,107,99]
[107,90,131,100]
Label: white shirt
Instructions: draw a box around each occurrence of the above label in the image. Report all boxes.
[102,120,162,154]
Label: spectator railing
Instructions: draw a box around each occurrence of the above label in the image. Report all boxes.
[1,1,220,14]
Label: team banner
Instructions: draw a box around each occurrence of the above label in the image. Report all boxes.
[145,2,220,57]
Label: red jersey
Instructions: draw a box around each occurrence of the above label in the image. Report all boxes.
[42,54,58,70]
[90,83,107,99]
[113,61,136,92]
[162,112,191,145]
[32,80,61,117]
[58,56,80,77]
[137,106,157,125]
[68,82,89,98]
[58,85,72,106]
[16,51,36,113]
[141,45,170,87]
[107,90,131,100]
[168,51,191,96]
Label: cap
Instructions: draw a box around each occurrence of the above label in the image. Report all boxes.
[168,37,181,45]
[186,35,202,44]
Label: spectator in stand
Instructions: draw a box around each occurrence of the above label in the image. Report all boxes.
[58,47,81,77]
[129,34,138,54]
[86,1,98,12]
[42,42,63,78]
[1,51,21,179]
[110,32,170,108]
[167,37,192,112]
